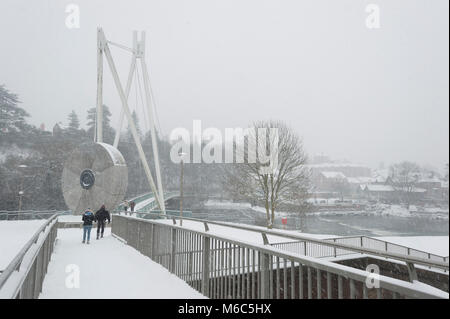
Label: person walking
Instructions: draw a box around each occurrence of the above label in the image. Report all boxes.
[95,204,110,239]
[82,208,95,244]
[123,200,129,215]
[130,201,136,214]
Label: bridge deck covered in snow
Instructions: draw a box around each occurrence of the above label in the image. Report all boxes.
[39,228,204,299]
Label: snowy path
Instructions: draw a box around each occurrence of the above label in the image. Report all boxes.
[39,228,205,299]
[134,196,156,210]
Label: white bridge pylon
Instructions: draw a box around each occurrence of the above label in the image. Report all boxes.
[96,27,166,214]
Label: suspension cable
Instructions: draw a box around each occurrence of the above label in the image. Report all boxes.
[146,70,164,137]
[135,64,149,134]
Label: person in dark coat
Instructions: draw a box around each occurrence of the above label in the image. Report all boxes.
[82,208,95,244]
[95,204,110,239]
[123,200,129,215]
[130,201,136,213]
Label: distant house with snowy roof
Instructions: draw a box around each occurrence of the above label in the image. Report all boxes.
[346,176,378,185]
[371,168,390,184]
[52,123,62,136]
[308,163,371,178]
[346,177,379,196]
[416,176,442,190]
[362,184,396,202]
[320,171,346,179]
[418,178,449,201]
[311,171,350,196]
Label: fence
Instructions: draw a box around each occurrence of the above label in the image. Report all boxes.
[166,216,448,273]
[112,215,447,299]
[271,236,449,265]
[0,214,59,298]
[0,210,69,221]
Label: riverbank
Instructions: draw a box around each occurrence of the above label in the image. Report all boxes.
[203,200,449,220]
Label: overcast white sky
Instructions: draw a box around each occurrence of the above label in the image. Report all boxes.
[0,0,448,170]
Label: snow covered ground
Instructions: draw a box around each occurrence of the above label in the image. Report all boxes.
[204,200,293,218]
[39,228,205,299]
[0,220,46,271]
[377,236,449,256]
[369,204,449,219]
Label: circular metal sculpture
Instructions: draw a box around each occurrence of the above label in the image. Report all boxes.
[62,142,128,215]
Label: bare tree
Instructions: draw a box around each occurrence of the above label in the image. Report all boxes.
[224,120,310,228]
[389,161,421,207]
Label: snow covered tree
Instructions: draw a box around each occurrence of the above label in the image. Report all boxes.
[389,161,421,207]
[0,85,31,134]
[86,105,115,144]
[224,120,310,228]
[67,110,80,130]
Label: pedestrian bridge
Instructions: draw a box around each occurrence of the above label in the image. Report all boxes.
[0,213,448,299]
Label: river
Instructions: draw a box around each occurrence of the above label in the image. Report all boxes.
[191,206,449,237]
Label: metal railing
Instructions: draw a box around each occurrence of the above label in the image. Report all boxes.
[271,235,449,265]
[0,210,69,221]
[112,215,448,299]
[163,216,449,272]
[0,213,59,298]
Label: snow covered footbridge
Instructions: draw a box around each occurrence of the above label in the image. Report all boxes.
[0,214,203,299]
[0,213,448,299]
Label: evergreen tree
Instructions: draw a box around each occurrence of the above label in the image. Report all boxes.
[0,85,31,134]
[125,110,141,142]
[86,105,115,143]
[67,110,80,130]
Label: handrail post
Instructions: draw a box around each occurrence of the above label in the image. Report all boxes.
[150,224,156,260]
[261,233,269,245]
[136,220,141,251]
[260,253,270,299]
[170,228,177,273]
[201,236,210,296]
[333,238,337,258]
[406,262,418,282]
[203,222,209,232]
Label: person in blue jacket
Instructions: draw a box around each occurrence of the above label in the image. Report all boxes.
[82,208,96,244]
